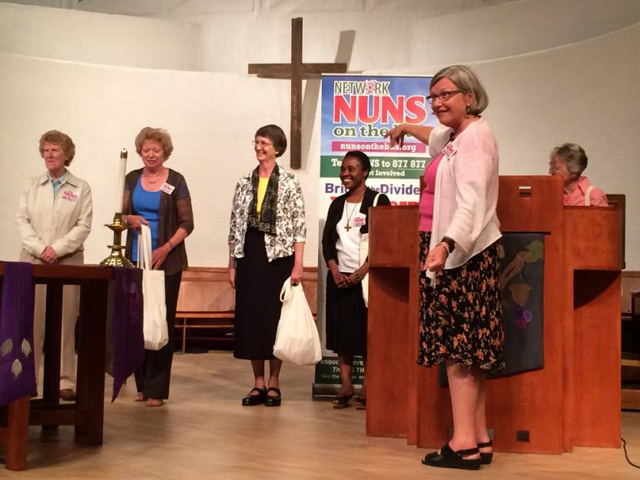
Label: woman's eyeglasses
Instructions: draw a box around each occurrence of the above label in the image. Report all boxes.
[426,90,462,104]
[252,140,273,148]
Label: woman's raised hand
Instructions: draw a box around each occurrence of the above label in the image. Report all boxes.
[384,124,406,147]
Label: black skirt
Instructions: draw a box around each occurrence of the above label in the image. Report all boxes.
[234,228,294,360]
[325,272,368,357]
[417,231,505,372]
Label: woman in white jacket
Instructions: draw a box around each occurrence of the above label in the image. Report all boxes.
[15,130,92,401]
[386,65,504,471]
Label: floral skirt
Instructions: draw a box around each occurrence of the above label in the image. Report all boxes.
[417,232,505,372]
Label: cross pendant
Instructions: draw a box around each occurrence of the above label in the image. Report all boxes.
[345,223,351,232]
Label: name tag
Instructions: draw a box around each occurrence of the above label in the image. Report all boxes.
[443,142,456,158]
[62,190,79,202]
[161,182,175,195]
[353,214,366,227]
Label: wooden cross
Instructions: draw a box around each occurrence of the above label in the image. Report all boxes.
[248,17,347,169]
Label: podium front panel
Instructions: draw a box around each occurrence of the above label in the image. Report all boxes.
[367,206,419,440]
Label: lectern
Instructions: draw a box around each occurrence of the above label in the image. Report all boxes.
[366,175,622,453]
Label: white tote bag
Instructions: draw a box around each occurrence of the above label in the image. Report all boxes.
[273,278,322,365]
[359,193,380,308]
[138,224,168,351]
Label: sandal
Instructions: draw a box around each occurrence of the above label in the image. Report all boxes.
[331,389,354,409]
[422,443,481,470]
[477,439,493,465]
[354,397,366,410]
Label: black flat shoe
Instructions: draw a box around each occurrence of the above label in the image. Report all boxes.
[242,387,266,406]
[421,443,482,471]
[331,389,354,409]
[264,387,281,407]
[477,439,493,465]
[354,397,366,410]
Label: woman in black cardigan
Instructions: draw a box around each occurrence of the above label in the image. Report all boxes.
[322,151,390,409]
[122,127,194,407]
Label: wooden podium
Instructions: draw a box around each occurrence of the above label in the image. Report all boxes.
[366,175,622,454]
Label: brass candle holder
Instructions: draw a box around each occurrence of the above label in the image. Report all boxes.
[100,212,134,268]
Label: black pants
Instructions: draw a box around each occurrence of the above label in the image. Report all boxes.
[135,271,182,399]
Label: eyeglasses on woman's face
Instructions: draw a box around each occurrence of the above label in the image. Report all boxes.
[426,90,462,104]
[252,140,273,148]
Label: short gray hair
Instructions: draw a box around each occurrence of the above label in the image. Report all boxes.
[39,130,75,165]
[431,65,489,115]
[551,143,588,176]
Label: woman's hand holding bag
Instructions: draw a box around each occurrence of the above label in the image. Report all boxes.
[138,224,168,351]
[273,278,322,365]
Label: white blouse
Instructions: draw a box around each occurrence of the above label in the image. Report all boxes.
[336,201,364,273]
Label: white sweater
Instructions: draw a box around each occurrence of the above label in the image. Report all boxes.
[427,118,501,279]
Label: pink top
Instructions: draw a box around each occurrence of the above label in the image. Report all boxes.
[419,151,444,232]
[563,176,608,207]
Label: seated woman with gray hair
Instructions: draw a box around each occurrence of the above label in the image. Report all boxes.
[548,143,608,207]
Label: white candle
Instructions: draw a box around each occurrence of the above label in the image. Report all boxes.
[115,148,127,213]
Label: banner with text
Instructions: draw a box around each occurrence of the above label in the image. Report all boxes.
[314,75,436,394]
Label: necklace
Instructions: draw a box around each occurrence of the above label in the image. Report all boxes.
[344,194,364,232]
[144,169,165,184]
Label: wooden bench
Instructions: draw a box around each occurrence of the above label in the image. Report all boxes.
[175,267,318,353]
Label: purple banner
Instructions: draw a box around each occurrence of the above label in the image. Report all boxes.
[0,262,36,406]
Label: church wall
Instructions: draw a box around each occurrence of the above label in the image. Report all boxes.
[195,0,640,74]
[0,53,310,268]
[0,3,202,70]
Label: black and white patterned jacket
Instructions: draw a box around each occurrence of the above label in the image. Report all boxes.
[228,166,306,261]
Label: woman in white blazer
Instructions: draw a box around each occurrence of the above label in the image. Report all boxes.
[15,130,92,401]
[386,65,504,471]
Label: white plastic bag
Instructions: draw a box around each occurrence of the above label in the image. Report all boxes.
[273,278,322,365]
[359,193,381,308]
[138,224,168,351]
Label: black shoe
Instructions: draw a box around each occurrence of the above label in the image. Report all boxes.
[242,387,266,406]
[421,443,482,470]
[331,389,354,409]
[264,387,281,407]
[354,397,366,410]
[477,440,493,465]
